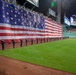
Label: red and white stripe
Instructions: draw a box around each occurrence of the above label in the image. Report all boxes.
[45,18,62,38]
[0,18,62,42]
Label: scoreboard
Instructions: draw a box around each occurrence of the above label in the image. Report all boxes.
[70,15,76,26]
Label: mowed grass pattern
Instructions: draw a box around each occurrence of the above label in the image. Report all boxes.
[0,38,76,73]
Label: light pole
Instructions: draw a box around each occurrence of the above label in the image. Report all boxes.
[57,0,61,24]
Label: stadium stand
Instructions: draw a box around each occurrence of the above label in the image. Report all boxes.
[62,25,76,38]
[66,26,76,32]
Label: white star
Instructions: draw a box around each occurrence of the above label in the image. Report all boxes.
[24,14,26,16]
[11,18,13,20]
[21,10,23,12]
[2,7,4,9]
[11,10,13,12]
[6,4,8,7]
[15,15,17,17]
[22,22,24,25]
[18,12,20,14]
[3,15,5,18]
[6,12,9,15]
[7,20,9,23]
[15,22,17,24]
[21,16,23,18]
[18,19,20,21]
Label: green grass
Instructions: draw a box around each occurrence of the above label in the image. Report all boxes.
[0,38,76,73]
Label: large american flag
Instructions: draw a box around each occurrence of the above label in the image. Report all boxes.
[0,1,62,43]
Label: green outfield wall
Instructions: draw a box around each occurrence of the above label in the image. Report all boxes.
[62,25,76,38]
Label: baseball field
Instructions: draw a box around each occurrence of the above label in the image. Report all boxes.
[0,38,76,74]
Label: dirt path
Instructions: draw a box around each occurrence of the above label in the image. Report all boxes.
[0,56,76,75]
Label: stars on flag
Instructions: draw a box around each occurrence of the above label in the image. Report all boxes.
[18,12,20,15]
[15,22,17,24]
[7,20,9,23]
[14,15,17,17]
[2,6,4,9]
[3,15,5,18]
[0,1,45,29]
[18,19,20,21]
[6,4,8,7]
[11,10,13,12]
[11,17,13,20]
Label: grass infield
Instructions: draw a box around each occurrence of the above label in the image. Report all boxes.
[0,38,76,73]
